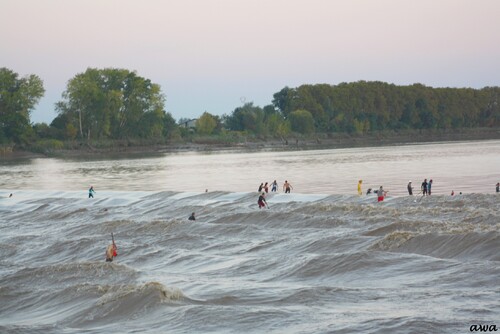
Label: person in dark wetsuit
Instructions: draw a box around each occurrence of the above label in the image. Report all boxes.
[188,212,196,221]
[258,183,264,192]
[496,182,499,193]
[258,193,267,209]
[421,179,428,195]
[88,186,95,198]
[407,181,413,195]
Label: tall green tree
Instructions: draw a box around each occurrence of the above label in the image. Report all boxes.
[56,68,166,140]
[288,109,315,134]
[0,68,44,143]
[196,112,217,135]
[224,102,266,135]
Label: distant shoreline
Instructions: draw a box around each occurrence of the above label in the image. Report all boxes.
[2,127,500,159]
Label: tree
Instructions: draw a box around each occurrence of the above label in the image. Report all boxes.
[163,112,178,139]
[288,109,315,134]
[272,86,293,114]
[0,68,44,143]
[56,68,166,140]
[224,102,266,135]
[196,112,217,135]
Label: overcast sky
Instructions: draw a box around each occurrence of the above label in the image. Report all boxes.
[1,0,499,123]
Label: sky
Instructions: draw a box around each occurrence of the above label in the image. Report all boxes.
[1,0,500,124]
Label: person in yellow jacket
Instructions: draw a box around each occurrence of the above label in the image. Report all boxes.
[357,180,363,196]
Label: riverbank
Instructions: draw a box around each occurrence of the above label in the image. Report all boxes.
[3,127,500,159]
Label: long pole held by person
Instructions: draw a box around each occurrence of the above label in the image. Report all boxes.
[111,233,117,257]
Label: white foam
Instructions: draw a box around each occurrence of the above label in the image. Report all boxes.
[266,193,330,203]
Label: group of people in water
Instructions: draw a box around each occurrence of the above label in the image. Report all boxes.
[361,177,499,199]
[359,180,388,202]
[405,179,433,196]
[360,178,435,201]
[257,180,293,194]
[361,178,435,202]
[92,178,500,262]
[257,180,294,209]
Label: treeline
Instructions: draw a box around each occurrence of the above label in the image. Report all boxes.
[1,66,500,150]
[272,82,500,133]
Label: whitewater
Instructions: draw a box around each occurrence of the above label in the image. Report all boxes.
[0,140,499,333]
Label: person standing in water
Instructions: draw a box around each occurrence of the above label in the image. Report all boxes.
[377,186,387,202]
[258,183,264,192]
[421,179,428,196]
[105,237,117,262]
[188,212,196,221]
[357,180,363,196]
[427,179,433,195]
[88,186,95,198]
[283,180,293,193]
[271,180,278,192]
[258,192,268,209]
[264,182,269,193]
[496,182,499,193]
[407,181,413,195]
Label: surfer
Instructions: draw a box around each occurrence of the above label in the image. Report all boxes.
[427,179,433,195]
[421,179,428,196]
[366,188,372,195]
[357,180,363,196]
[189,212,196,220]
[496,182,499,193]
[258,192,268,209]
[407,181,413,195]
[88,186,95,198]
[271,180,278,192]
[105,238,117,262]
[283,180,293,193]
[258,183,264,192]
[264,182,269,193]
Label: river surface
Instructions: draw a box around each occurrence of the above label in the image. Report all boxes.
[0,140,499,333]
[1,139,500,195]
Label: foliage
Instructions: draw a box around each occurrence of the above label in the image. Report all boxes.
[223,102,290,137]
[0,68,44,143]
[196,112,217,135]
[29,139,64,154]
[288,109,315,134]
[271,81,500,133]
[56,68,167,140]
[4,65,500,151]
[162,112,180,139]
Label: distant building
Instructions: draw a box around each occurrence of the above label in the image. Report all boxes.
[179,119,197,129]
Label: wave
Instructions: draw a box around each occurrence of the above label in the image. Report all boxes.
[1,189,499,333]
[373,232,500,261]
